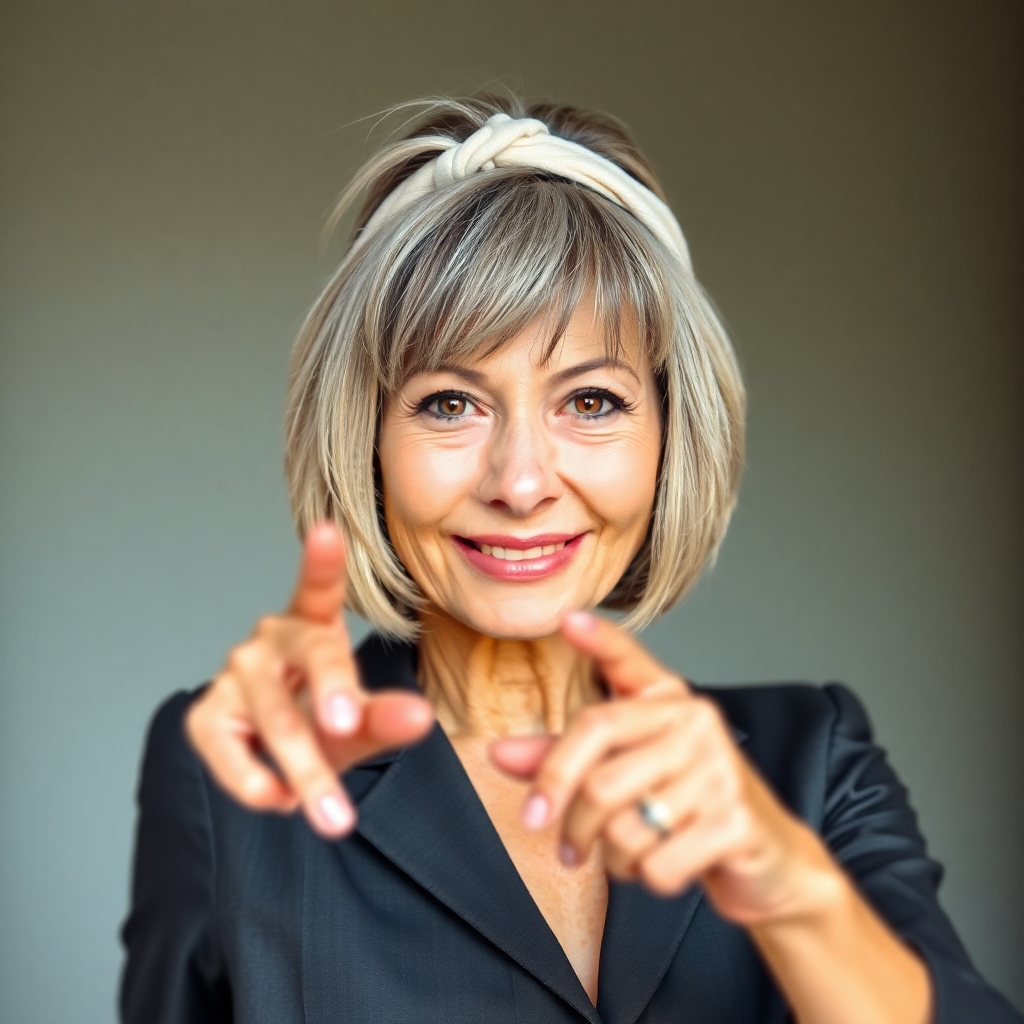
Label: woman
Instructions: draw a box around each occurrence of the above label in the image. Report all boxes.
[120,95,1020,1023]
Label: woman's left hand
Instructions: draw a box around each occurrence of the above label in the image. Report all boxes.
[490,610,841,927]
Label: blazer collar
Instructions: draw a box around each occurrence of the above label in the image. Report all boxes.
[349,634,736,1024]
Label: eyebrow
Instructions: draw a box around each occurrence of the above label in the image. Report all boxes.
[433,357,641,388]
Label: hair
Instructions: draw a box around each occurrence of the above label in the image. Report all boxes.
[285,93,745,640]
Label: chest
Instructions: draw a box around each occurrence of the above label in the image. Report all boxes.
[452,740,608,1002]
[211,731,786,1023]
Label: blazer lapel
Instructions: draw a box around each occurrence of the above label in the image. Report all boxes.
[350,636,600,1023]
[596,880,703,1024]
[347,638,752,1024]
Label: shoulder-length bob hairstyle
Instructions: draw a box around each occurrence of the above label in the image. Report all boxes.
[285,93,745,640]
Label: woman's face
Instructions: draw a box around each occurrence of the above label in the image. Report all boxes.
[377,301,663,640]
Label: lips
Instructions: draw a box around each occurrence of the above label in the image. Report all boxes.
[452,532,586,581]
[478,540,567,561]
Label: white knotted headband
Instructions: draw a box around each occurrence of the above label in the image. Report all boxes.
[354,112,692,271]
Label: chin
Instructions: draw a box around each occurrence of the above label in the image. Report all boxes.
[453,596,568,641]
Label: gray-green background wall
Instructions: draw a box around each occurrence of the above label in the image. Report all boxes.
[1,2,1021,1020]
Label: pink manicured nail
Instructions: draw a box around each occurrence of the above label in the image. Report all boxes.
[325,692,360,734]
[318,793,354,834]
[564,609,597,631]
[559,841,579,867]
[522,793,550,830]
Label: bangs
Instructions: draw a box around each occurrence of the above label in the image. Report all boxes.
[358,171,674,391]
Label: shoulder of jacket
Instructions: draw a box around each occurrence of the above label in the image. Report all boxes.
[696,681,865,756]
[136,688,207,804]
[695,683,866,825]
[698,679,834,720]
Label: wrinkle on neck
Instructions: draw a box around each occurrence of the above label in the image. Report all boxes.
[417,607,602,739]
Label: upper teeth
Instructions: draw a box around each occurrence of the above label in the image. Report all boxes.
[479,541,566,560]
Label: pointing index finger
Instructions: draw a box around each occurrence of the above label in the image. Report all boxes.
[289,522,348,624]
[561,610,687,698]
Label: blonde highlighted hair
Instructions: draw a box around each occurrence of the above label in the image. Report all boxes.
[286,94,745,640]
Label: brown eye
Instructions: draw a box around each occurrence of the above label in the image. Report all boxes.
[573,394,607,416]
[427,394,471,418]
[439,396,466,416]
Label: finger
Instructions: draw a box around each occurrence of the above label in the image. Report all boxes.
[357,692,435,772]
[288,521,348,624]
[307,637,364,736]
[185,689,299,813]
[576,696,733,835]
[592,719,738,876]
[600,759,724,878]
[605,754,748,893]
[639,809,746,897]
[238,648,356,837]
[363,691,436,745]
[488,735,557,779]
[271,618,364,737]
[561,610,686,698]
[320,691,436,771]
[560,727,709,865]
[602,804,663,879]
[521,698,681,831]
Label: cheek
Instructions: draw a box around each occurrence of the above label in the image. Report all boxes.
[378,428,484,538]
[561,433,660,534]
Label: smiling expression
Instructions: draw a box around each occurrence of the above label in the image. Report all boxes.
[376,302,663,640]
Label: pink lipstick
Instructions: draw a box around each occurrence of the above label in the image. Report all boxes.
[452,532,586,581]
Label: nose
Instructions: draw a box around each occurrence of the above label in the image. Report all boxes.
[478,412,563,516]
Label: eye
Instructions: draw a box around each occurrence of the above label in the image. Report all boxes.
[572,394,609,416]
[419,390,475,420]
[562,389,629,419]
[436,395,468,417]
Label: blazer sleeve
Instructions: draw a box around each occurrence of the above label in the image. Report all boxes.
[821,683,1022,1024]
[119,691,232,1024]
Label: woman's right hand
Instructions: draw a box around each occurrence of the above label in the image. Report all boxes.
[185,522,435,838]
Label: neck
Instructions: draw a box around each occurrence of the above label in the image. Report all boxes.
[417,607,603,739]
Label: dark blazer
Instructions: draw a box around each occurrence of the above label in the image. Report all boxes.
[121,633,1021,1024]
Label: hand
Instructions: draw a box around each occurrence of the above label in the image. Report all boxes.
[490,611,840,926]
[185,522,435,838]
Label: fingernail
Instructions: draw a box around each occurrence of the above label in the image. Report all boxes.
[325,692,360,735]
[564,609,597,631]
[522,792,550,830]
[318,793,354,834]
[559,840,579,867]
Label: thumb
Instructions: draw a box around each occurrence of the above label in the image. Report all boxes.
[489,735,557,780]
[288,521,348,623]
[321,691,436,772]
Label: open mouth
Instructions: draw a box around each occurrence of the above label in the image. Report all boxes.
[470,540,567,561]
[452,533,586,579]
